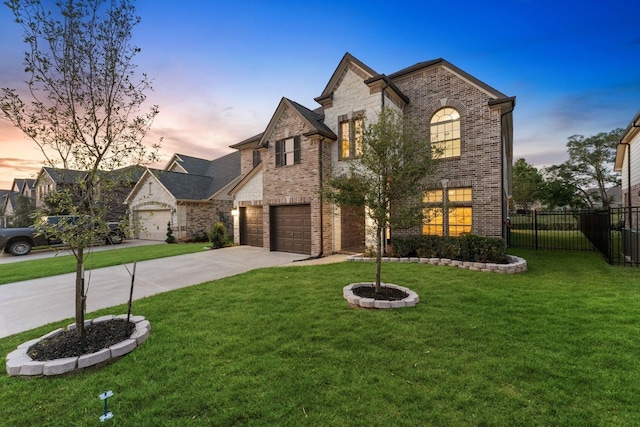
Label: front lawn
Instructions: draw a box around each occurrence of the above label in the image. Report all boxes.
[2,250,639,425]
[0,243,207,285]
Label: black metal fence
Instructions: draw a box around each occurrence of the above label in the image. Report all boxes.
[508,207,640,266]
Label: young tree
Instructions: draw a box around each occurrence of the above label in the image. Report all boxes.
[511,158,543,210]
[0,0,159,345]
[324,107,440,293]
[545,129,623,209]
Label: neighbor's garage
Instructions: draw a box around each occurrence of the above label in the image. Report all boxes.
[270,204,311,254]
[239,206,263,247]
[136,209,171,241]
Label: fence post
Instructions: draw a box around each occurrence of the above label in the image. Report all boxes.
[533,209,538,250]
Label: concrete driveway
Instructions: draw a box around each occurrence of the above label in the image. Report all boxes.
[0,245,347,338]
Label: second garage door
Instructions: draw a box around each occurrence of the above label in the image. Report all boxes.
[271,204,311,255]
[136,210,171,241]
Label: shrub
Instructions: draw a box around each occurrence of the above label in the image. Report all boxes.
[391,234,507,263]
[165,222,176,244]
[209,222,229,249]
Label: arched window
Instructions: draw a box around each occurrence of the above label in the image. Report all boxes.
[430,107,461,158]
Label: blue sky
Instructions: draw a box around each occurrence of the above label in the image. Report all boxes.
[1,0,639,189]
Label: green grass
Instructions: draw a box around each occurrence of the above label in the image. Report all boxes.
[2,250,640,425]
[0,243,207,285]
[509,229,596,250]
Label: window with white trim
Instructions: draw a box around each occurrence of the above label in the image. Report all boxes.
[430,108,461,159]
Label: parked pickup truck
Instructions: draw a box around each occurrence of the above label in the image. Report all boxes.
[0,216,125,256]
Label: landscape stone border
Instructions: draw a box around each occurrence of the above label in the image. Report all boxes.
[346,254,527,274]
[6,314,150,377]
[343,282,419,309]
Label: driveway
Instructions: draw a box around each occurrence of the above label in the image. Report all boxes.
[0,246,347,338]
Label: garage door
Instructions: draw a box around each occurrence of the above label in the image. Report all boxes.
[240,206,263,247]
[271,204,311,255]
[137,210,171,240]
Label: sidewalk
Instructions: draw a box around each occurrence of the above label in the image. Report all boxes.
[0,246,347,338]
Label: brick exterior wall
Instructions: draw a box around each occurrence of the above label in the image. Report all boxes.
[261,104,334,255]
[178,200,234,242]
[391,65,505,237]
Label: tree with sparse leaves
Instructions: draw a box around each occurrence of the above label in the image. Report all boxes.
[324,107,440,293]
[0,0,159,346]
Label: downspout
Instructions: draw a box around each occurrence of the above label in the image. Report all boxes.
[318,135,325,258]
[499,103,514,240]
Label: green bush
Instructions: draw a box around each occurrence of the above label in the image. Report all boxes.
[209,222,229,249]
[392,234,507,263]
[165,222,177,244]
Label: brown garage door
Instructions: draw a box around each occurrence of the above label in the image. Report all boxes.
[240,206,263,247]
[271,204,311,255]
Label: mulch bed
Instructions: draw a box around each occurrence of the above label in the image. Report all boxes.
[28,319,134,361]
[352,285,408,301]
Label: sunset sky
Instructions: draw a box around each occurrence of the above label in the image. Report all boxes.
[1,0,639,190]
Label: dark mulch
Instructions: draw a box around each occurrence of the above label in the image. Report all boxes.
[28,319,134,361]
[352,285,408,301]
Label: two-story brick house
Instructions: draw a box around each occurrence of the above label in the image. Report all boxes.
[230,53,515,255]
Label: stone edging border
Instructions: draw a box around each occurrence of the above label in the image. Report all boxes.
[6,314,150,377]
[343,283,419,309]
[346,254,527,274]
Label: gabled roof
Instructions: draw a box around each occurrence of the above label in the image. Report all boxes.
[11,178,34,193]
[317,52,378,99]
[260,97,337,146]
[40,167,87,184]
[202,151,241,196]
[151,169,215,200]
[389,58,509,99]
[229,133,264,150]
[98,165,146,183]
[129,152,241,202]
[166,153,212,175]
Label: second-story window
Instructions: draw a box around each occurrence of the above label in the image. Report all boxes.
[430,107,461,159]
[252,149,261,167]
[275,136,301,167]
[339,115,364,159]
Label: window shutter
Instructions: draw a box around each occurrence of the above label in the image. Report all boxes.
[275,140,282,167]
[294,136,301,164]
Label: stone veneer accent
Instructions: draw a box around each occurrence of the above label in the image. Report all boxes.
[346,254,527,274]
[6,314,150,377]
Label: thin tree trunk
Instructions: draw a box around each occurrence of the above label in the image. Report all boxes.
[375,226,382,293]
[75,246,86,349]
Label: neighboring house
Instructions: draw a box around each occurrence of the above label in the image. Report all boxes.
[615,109,640,208]
[125,152,241,241]
[1,178,36,227]
[34,167,87,208]
[0,189,10,227]
[34,165,144,220]
[230,52,515,255]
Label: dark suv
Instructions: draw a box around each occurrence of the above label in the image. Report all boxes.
[0,216,124,256]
